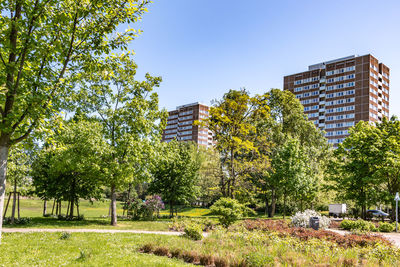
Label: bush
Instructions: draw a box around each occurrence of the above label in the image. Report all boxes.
[378,222,395,233]
[2,217,31,225]
[210,198,256,228]
[59,232,71,240]
[291,209,331,229]
[168,217,216,232]
[184,223,203,240]
[340,219,376,232]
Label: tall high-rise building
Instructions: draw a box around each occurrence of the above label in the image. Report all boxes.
[284,54,389,146]
[162,102,214,147]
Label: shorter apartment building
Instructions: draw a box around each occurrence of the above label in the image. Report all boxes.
[284,54,389,146]
[162,102,215,147]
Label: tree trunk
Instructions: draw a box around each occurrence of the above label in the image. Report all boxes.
[17,193,20,219]
[51,199,56,215]
[55,200,59,215]
[264,194,269,216]
[43,199,47,216]
[77,202,80,218]
[0,145,10,243]
[283,193,287,219]
[58,200,62,215]
[169,200,173,218]
[270,190,276,218]
[110,184,117,226]
[11,181,17,224]
[3,193,11,218]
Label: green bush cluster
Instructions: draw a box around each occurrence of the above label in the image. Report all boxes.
[340,219,396,232]
[340,219,376,232]
[378,222,395,233]
[2,217,31,225]
[210,197,256,228]
[183,223,203,241]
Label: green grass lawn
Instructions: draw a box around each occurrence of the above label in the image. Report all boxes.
[0,232,192,266]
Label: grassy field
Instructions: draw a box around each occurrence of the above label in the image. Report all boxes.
[0,232,192,266]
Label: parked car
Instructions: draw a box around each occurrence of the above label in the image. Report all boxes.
[367,210,389,217]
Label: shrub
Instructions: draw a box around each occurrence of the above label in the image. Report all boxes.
[59,232,71,240]
[140,244,154,253]
[214,257,229,267]
[340,219,376,232]
[291,209,331,229]
[199,254,214,266]
[182,250,199,263]
[170,248,183,259]
[2,217,31,225]
[169,217,216,232]
[210,198,256,228]
[379,222,395,233]
[153,246,169,257]
[142,195,165,220]
[184,223,203,240]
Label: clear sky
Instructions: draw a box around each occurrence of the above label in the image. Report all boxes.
[129,0,400,115]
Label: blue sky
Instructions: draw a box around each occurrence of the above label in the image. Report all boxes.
[129,0,400,115]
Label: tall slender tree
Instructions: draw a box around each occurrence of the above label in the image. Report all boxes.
[0,0,151,241]
[75,54,167,225]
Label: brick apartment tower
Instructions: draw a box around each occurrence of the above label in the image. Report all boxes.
[161,102,214,147]
[284,54,389,146]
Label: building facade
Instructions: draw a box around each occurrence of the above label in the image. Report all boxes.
[161,102,214,147]
[284,54,389,146]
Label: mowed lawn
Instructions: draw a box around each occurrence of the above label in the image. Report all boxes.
[2,198,211,230]
[0,232,192,266]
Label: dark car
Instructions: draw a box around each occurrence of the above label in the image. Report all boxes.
[367,210,389,217]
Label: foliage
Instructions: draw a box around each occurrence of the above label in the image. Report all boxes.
[2,217,31,225]
[378,222,395,233]
[59,232,71,240]
[149,141,201,217]
[340,219,377,232]
[210,197,255,227]
[197,147,222,206]
[31,119,105,218]
[141,226,398,266]
[243,219,390,248]
[183,223,203,241]
[74,53,167,225]
[327,117,400,219]
[291,209,331,229]
[197,89,270,198]
[168,217,216,232]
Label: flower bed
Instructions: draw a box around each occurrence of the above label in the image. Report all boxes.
[242,219,391,248]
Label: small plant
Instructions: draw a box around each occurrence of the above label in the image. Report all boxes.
[184,223,203,240]
[140,244,154,253]
[199,254,214,266]
[181,251,199,264]
[214,256,229,267]
[170,248,183,259]
[153,247,169,257]
[210,198,255,228]
[76,250,90,261]
[378,222,395,233]
[59,232,71,240]
[291,209,331,229]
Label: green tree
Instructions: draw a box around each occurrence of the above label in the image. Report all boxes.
[210,197,255,227]
[149,141,201,217]
[328,121,381,219]
[199,89,270,198]
[75,54,166,225]
[0,0,151,240]
[4,144,31,223]
[247,89,326,217]
[197,147,222,207]
[31,119,106,218]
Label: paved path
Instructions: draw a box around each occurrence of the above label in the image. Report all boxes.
[2,228,184,236]
[328,229,400,248]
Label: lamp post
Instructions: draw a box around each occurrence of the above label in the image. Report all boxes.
[395,192,400,233]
